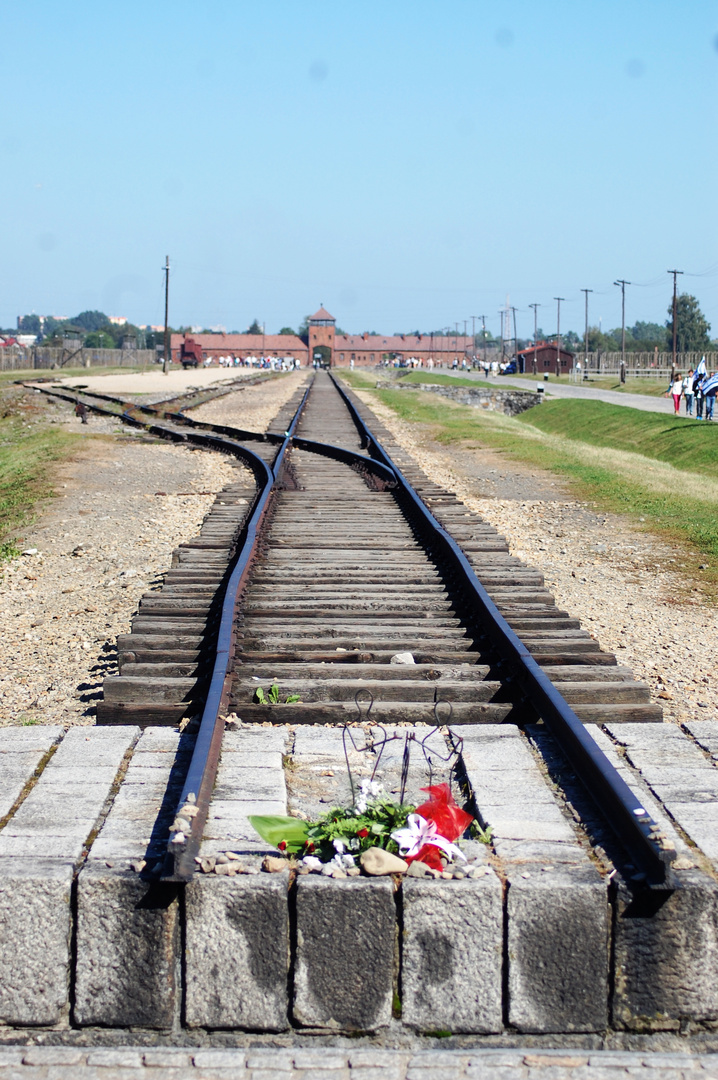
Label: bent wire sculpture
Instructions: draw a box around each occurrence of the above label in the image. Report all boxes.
[341,690,463,805]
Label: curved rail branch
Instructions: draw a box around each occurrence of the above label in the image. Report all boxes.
[330,374,675,889]
[162,379,313,880]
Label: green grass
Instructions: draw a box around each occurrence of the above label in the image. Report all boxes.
[396,370,494,389]
[0,392,83,562]
[366,387,718,591]
[519,399,718,478]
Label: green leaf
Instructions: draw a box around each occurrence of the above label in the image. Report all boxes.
[248,815,309,853]
[285,694,301,704]
[268,682,280,704]
[254,687,267,705]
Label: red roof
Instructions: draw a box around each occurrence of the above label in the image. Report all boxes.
[308,307,335,322]
[517,339,574,358]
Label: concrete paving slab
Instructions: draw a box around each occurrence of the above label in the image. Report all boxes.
[402,875,503,1033]
[0,726,63,819]
[185,874,289,1030]
[0,857,74,1025]
[685,719,718,756]
[74,865,179,1028]
[507,869,608,1033]
[294,876,395,1031]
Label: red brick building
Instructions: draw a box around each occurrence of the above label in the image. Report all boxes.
[517,340,575,372]
[172,307,475,367]
[170,331,308,365]
[308,307,473,367]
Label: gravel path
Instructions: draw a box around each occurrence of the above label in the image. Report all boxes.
[356,389,718,724]
[191,370,309,431]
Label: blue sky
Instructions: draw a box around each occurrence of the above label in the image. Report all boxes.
[1,1,716,339]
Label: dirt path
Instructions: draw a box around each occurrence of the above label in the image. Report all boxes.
[357,390,718,724]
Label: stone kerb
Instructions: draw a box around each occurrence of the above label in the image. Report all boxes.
[376,380,542,416]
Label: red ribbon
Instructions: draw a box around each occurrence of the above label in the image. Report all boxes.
[404,784,474,869]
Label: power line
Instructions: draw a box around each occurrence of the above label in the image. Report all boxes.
[667,269,684,374]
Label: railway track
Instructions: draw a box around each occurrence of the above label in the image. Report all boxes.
[15,370,718,1037]
[33,372,672,886]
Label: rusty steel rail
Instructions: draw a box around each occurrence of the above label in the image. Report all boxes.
[330,373,676,889]
[161,384,399,881]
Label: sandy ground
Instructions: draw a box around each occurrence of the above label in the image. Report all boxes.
[356,389,718,725]
[56,365,302,396]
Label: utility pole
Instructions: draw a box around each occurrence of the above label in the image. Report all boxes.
[667,269,684,378]
[614,280,630,379]
[478,315,487,367]
[554,297,565,377]
[498,310,504,365]
[510,306,519,371]
[529,303,540,375]
[162,255,170,375]
[581,288,593,376]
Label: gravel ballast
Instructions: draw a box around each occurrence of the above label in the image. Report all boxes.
[0,412,239,726]
[191,371,310,432]
[355,389,718,724]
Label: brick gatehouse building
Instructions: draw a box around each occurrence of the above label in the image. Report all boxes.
[172,307,474,367]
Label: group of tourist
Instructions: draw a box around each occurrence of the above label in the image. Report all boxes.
[202,355,301,371]
[668,360,717,420]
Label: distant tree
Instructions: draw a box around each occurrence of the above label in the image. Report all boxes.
[73,310,110,332]
[587,326,620,352]
[629,321,664,347]
[666,293,711,352]
[246,319,262,335]
[84,330,115,348]
[279,326,295,335]
[297,316,310,344]
[562,330,581,351]
[18,314,41,333]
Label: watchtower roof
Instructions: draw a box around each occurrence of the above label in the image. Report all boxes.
[308,306,335,323]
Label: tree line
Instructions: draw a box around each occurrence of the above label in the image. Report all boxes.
[11,294,714,355]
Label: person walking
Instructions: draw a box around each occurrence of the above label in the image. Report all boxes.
[705,372,717,421]
[669,373,683,415]
[694,372,705,419]
[683,369,694,416]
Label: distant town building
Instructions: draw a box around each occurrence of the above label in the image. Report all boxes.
[108,316,128,326]
[17,315,67,330]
